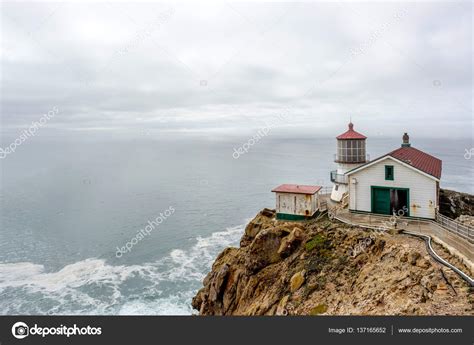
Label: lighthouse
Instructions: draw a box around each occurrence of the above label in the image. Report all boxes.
[330,122,368,202]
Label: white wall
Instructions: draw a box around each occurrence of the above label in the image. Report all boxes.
[348,157,438,219]
[331,162,365,202]
[337,162,366,174]
[276,193,318,216]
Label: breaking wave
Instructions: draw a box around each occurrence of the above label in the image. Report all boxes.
[0,223,245,315]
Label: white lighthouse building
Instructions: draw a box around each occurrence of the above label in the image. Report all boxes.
[330,122,369,202]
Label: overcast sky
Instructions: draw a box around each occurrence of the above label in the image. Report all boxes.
[1,1,472,139]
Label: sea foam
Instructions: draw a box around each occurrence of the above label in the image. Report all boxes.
[0,222,245,315]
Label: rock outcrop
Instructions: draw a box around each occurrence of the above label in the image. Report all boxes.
[439,188,474,219]
[192,209,473,316]
[456,215,474,227]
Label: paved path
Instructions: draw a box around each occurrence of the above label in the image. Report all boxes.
[320,194,473,264]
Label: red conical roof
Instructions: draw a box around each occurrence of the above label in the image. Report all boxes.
[336,122,367,140]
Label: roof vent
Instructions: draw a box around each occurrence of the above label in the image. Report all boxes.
[402,132,411,147]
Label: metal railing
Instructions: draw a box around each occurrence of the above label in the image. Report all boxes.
[403,230,473,286]
[330,170,348,184]
[435,211,474,244]
[319,200,328,211]
[318,186,334,211]
[327,208,474,244]
[326,206,406,231]
[323,207,473,279]
[319,186,333,196]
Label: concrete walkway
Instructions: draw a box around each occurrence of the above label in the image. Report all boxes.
[320,193,473,267]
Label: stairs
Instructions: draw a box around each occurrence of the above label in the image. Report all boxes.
[341,192,349,208]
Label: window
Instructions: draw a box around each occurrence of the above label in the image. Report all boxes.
[385,165,394,180]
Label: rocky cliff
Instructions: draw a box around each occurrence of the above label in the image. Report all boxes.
[439,188,474,219]
[192,209,473,316]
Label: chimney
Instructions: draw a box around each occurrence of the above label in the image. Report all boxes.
[402,132,411,147]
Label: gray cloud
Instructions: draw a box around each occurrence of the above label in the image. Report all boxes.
[1,1,472,138]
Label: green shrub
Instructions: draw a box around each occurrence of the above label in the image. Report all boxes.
[309,304,328,315]
[305,234,330,252]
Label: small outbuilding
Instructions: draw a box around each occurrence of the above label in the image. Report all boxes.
[272,184,322,220]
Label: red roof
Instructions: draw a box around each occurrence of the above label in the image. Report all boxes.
[388,146,442,179]
[272,184,322,194]
[336,122,367,140]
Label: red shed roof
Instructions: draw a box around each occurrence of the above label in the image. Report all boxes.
[388,146,442,179]
[336,122,367,140]
[272,184,322,195]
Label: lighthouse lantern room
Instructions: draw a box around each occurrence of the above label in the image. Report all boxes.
[330,122,368,202]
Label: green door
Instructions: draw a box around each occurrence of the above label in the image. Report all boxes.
[372,187,391,215]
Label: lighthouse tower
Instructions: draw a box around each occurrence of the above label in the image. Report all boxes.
[330,122,368,202]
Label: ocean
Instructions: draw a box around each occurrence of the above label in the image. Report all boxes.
[0,134,472,315]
